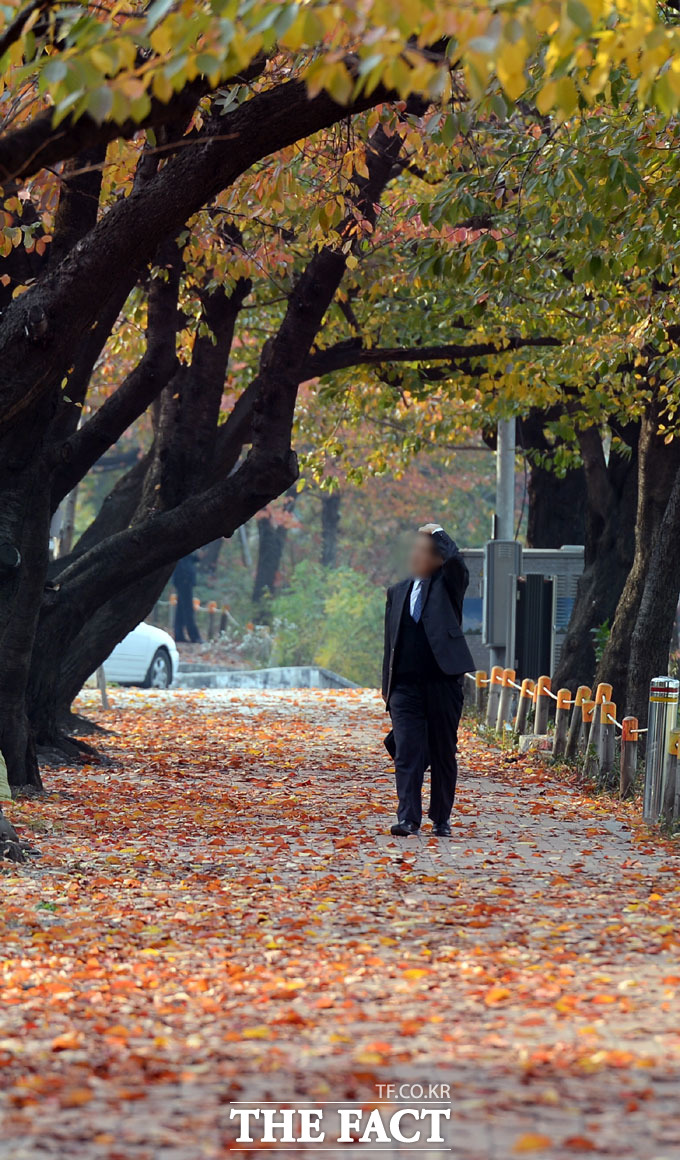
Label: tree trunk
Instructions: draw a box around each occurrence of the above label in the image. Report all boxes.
[553,425,638,691]
[57,486,79,557]
[253,513,289,606]
[626,459,680,722]
[0,442,50,789]
[518,412,587,548]
[526,462,586,548]
[598,408,680,702]
[321,491,341,566]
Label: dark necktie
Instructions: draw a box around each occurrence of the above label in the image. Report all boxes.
[411,582,423,623]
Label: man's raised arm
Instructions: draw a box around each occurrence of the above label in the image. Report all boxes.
[418,523,469,614]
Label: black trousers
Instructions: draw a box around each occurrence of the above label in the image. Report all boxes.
[388,679,464,828]
[174,583,201,643]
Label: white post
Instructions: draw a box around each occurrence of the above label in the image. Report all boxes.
[490,417,516,669]
[495,418,516,541]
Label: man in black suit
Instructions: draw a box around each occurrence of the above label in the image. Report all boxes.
[382,524,475,837]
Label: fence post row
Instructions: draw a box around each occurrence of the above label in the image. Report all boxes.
[465,662,680,822]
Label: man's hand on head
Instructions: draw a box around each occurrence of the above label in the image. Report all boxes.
[418,523,443,535]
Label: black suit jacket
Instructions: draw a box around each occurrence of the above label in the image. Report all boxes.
[382,529,475,703]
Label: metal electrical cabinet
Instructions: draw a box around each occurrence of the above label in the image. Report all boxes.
[483,540,522,647]
[461,544,584,678]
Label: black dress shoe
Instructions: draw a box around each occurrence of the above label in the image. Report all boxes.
[432,821,451,837]
[390,821,419,837]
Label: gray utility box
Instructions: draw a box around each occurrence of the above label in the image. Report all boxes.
[462,544,584,679]
[484,540,522,648]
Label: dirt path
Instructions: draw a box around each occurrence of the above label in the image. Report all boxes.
[2,689,680,1159]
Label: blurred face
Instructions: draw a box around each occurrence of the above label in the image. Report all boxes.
[409,533,441,579]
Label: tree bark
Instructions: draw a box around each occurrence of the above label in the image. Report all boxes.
[626,458,680,722]
[0,435,50,789]
[321,491,341,566]
[553,425,638,691]
[252,515,288,606]
[518,413,587,549]
[597,407,680,703]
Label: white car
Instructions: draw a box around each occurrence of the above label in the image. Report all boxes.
[103,623,179,689]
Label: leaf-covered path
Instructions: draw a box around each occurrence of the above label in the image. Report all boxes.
[2,689,680,1159]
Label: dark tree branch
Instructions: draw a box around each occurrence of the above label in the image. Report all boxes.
[301,335,563,378]
[0,73,398,436]
[49,238,182,506]
[45,121,405,635]
[0,56,269,184]
[49,144,106,267]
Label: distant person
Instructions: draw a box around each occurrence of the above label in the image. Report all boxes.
[173,553,202,643]
[382,524,474,837]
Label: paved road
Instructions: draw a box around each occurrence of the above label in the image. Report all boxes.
[2,689,680,1159]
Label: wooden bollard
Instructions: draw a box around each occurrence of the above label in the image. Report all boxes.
[599,700,617,780]
[594,681,613,706]
[207,599,217,639]
[565,685,591,760]
[586,693,604,757]
[496,668,516,733]
[580,699,596,754]
[474,670,488,713]
[662,727,680,822]
[514,678,535,735]
[219,603,229,634]
[168,591,177,630]
[534,675,552,735]
[486,665,503,728]
[620,716,639,798]
[552,688,572,759]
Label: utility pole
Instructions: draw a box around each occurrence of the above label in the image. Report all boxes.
[495,417,516,541]
[488,417,517,672]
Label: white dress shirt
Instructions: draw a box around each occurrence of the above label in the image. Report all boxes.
[410,526,443,618]
[409,579,423,619]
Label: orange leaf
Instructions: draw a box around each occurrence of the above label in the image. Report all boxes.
[485,985,511,1005]
[513,1133,553,1153]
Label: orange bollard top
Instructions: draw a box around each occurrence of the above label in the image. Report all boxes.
[490,665,504,685]
[556,688,572,710]
[475,670,487,687]
[208,600,217,612]
[601,699,617,725]
[193,597,201,609]
[595,681,613,705]
[520,678,535,697]
[502,667,516,687]
[574,685,592,707]
[621,716,639,742]
[582,699,596,723]
[536,675,551,695]
[169,593,177,606]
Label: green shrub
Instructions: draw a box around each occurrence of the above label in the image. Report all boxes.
[271,561,384,686]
